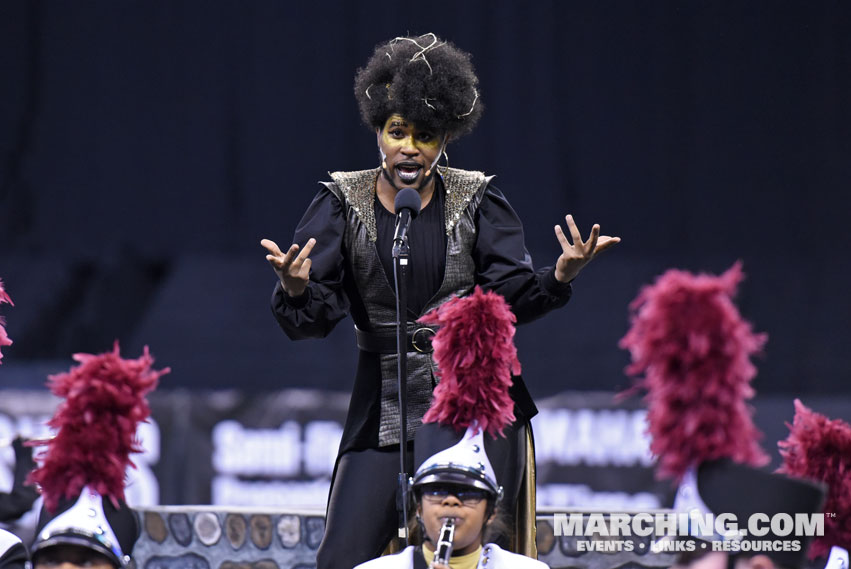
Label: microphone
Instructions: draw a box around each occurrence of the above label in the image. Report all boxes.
[434,518,456,566]
[393,187,422,246]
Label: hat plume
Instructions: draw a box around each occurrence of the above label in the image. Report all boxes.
[619,262,769,481]
[778,399,851,559]
[419,286,519,438]
[28,341,169,512]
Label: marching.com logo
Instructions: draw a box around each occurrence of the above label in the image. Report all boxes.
[552,512,826,553]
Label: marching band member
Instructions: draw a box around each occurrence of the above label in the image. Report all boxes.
[355,288,549,569]
[27,343,168,569]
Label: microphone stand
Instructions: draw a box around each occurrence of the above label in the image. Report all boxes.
[392,215,411,548]
[384,176,426,549]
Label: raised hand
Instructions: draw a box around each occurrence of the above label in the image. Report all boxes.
[261,237,316,297]
[553,214,620,283]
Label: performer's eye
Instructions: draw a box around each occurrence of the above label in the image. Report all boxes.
[456,490,487,502]
[421,485,487,505]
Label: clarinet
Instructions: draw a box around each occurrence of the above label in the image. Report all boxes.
[434,518,455,566]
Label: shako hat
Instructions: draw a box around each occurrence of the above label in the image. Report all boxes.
[621,263,775,556]
[31,487,138,567]
[28,342,168,567]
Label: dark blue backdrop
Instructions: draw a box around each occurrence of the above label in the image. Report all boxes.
[1,1,849,401]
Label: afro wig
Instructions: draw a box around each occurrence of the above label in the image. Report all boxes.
[354,33,483,139]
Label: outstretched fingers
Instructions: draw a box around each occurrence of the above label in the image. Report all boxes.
[260,238,316,273]
[560,215,600,257]
[261,239,293,270]
[261,238,316,297]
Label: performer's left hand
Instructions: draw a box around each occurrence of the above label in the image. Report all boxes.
[554,214,620,283]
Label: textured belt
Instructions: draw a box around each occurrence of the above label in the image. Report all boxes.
[355,326,436,354]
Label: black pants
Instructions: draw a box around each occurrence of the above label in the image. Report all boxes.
[315,423,526,569]
[316,445,411,569]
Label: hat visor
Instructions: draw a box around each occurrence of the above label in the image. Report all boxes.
[32,531,122,568]
[412,465,499,496]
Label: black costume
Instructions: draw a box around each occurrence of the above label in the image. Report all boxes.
[271,166,571,568]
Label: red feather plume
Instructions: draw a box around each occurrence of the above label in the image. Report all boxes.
[777,399,851,559]
[0,278,13,364]
[419,286,519,438]
[28,341,169,512]
[619,262,769,481]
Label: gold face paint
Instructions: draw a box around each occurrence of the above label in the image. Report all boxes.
[381,114,441,151]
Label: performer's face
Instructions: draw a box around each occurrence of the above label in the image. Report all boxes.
[34,544,117,569]
[377,114,443,189]
[417,483,491,556]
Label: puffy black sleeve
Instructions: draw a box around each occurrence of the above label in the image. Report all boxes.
[473,184,572,325]
[270,186,351,339]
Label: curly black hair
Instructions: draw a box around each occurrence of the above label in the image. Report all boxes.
[354,34,483,139]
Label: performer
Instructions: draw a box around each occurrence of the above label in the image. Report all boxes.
[355,287,549,569]
[27,343,168,569]
[620,262,770,569]
[354,426,548,569]
[261,33,619,568]
[620,263,828,569]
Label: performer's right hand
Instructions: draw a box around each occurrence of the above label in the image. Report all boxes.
[261,238,316,298]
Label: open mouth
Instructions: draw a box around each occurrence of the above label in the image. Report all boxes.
[395,163,422,183]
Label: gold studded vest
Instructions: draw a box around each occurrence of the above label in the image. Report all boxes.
[322,166,493,447]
